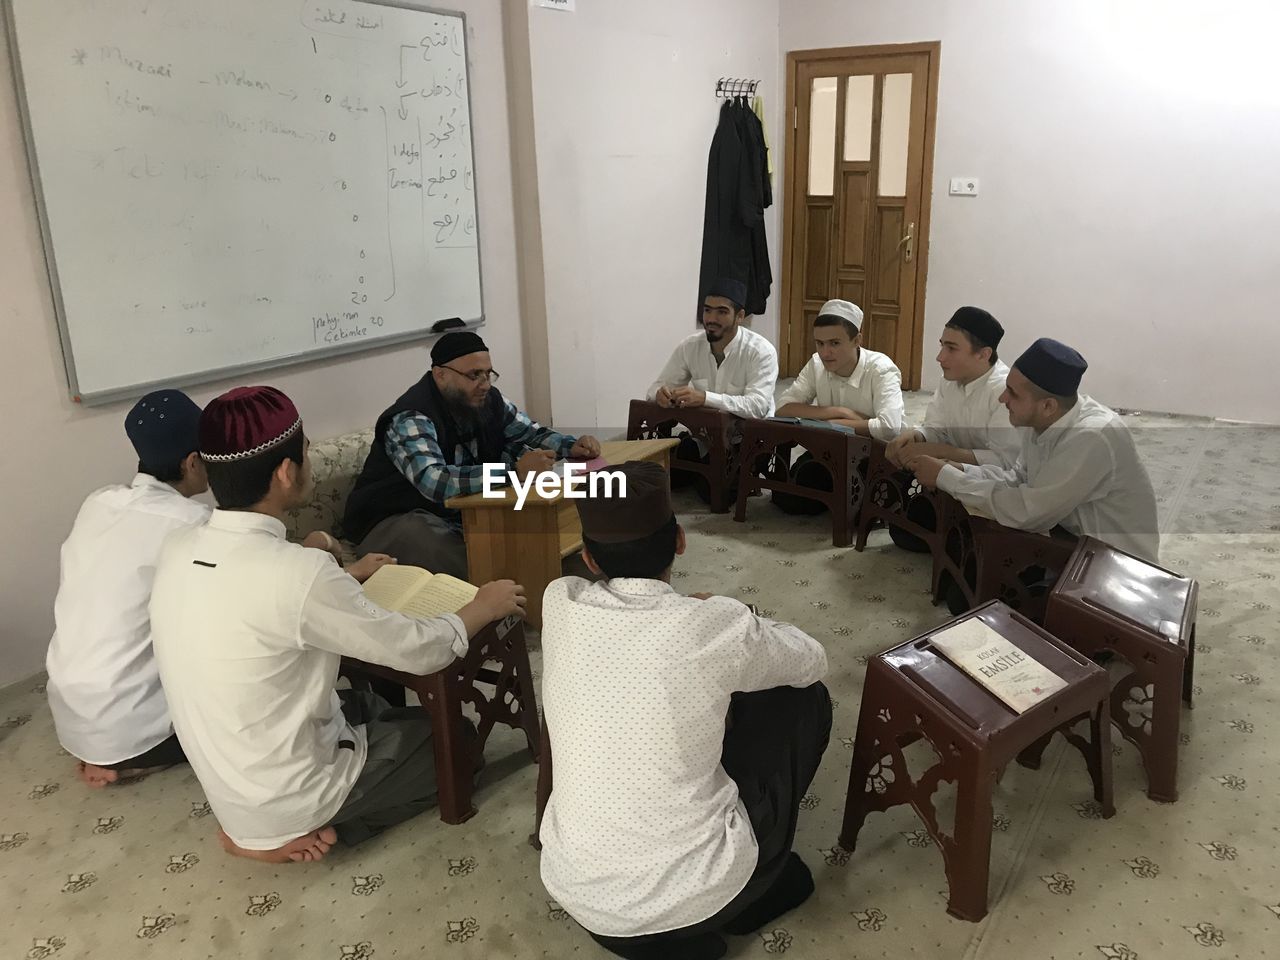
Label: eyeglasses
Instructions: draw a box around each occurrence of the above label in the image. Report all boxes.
[438,364,500,384]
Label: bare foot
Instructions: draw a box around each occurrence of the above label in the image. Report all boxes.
[77,761,119,788]
[218,826,339,864]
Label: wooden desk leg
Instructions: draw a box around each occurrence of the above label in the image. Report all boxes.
[462,505,560,629]
[418,675,477,825]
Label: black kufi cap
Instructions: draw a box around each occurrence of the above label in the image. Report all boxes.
[576,461,674,544]
[947,306,1004,350]
[431,331,489,366]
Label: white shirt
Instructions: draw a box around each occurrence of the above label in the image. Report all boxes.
[538,577,828,937]
[937,395,1160,563]
[150,510,468,849]
[777,348,906,442]
[46,474,211,766]
[916,361,1020,467]
[646,327,779,418]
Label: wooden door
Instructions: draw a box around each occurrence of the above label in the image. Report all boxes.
[781,43,940,388]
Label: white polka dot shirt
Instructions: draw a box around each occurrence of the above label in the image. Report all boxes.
[537,576,828,937]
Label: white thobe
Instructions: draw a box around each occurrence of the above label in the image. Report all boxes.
[777,348,906,442]
[46,474,211,765]
[538,577,828,937]
[916,361,1021,467]
[937,395,1160,563]
[646,327,778,418]
[150,509,468,849]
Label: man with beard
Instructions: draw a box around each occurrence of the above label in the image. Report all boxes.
[344,332,601,579]
[645,279,778,500]
[646,278,778,420]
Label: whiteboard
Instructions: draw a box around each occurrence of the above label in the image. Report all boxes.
[6,0,483,404]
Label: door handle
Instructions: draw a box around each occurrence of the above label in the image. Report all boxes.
[898,221,915,263]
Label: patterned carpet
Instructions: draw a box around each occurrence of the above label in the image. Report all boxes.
[3,395,1278,960]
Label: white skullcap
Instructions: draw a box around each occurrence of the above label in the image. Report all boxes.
[817,299,863,331]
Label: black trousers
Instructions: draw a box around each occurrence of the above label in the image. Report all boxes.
[589,682,832,956]
[673,435,719,505]
[102,733,186,771]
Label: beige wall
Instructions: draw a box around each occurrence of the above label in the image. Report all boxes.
[517,0,783,434]
[0,0,525,687]
[782,0,1280,423]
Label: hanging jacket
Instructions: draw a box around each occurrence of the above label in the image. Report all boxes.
[698,99,771,318]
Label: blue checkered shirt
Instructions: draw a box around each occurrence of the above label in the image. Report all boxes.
[386,403,578,516]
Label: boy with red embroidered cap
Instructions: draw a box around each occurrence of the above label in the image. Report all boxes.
[539,461,831,960]
[47,389,209,789]
[151,386,526,863]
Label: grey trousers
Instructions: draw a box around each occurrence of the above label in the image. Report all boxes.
[356,509,469,580]
[331,690,460,844]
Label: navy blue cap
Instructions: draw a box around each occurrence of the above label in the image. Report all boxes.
[125,390,202,466]
[1013,338,1088,396]
[704,277,747,310]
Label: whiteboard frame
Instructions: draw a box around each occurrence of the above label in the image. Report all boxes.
[3,0,486,406]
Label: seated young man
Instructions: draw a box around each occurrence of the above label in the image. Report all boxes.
[646,276,778,421]
[883,306,1020,551]
[775,298,905,439]
[912,338,1160,564]
[769,298,904,512]
[151,386,526,863]
[646,277,778,500]
[46,390,210,788]
[539,461,831,960]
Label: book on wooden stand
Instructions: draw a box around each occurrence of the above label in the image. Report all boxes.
[930,617,1067,713]
[361,564,478,619]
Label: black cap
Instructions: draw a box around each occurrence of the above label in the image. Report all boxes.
[431,331,489,366]
[1013,338,1088,396]
[576,461,674,544]
[704,277,747,310]
[946,306,1004,351]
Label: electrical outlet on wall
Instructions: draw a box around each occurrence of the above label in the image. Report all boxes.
[949,177,979,197]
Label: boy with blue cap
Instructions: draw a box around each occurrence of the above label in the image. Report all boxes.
[911,338,1159,563]
[46,389,211,788]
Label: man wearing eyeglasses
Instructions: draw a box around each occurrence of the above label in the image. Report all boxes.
[344,332,601,579]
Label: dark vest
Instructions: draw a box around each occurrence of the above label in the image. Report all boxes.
[342,373,507,542]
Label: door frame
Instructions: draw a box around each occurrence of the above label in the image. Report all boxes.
[780,41,941,388]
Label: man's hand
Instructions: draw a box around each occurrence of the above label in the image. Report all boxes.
[347,553,396,584]
[910,455,947,490]
[670,385,707,408]
[688,592,714,600]
[885,430,920,468]
[516,448,557,479]
[302,530,343,563]
[473,579,528,621]
[655,386,676,409]
[570,435,602,459]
